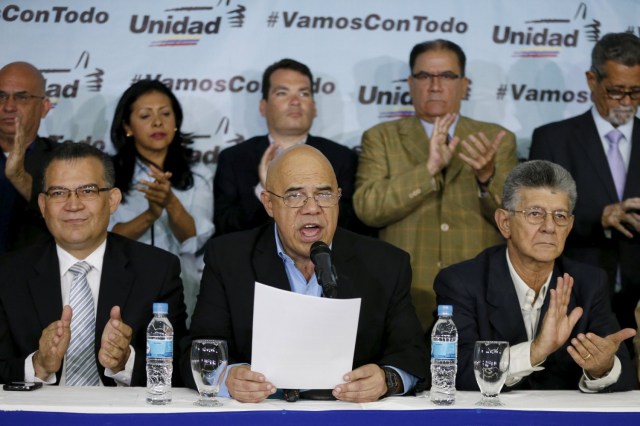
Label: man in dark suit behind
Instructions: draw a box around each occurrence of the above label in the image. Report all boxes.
[434,160,636,392]
[529,32,640,340]
[213,58,366,236]
[186,145,426,403]
[0,142,187,386]
[0,61,56,255]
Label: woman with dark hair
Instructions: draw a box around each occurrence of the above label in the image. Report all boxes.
[109,80,214,320]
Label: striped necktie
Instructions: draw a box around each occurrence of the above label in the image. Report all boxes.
[66,261,101,386]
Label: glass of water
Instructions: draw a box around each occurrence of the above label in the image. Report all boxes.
[473,341,509,407]
[190,339,228,407]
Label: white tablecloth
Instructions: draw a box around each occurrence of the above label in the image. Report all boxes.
[1,387,639,414]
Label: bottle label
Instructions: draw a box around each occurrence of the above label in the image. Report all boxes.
[431,341,457,359]
[147,339,173,358]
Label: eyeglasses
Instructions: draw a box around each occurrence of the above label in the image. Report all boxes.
[266,189,341,208]
[0,91,46,105]
[507,207,573,226]
[43,185,112,203]
[603,87,640,101]
[592,68,640,101]
[411,71,462,84]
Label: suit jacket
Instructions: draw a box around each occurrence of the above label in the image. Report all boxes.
[354,115,518,330]
[213,134,367,236]
[0,136,55,255]
[635,300,640,384]
[434,245,636,392]
[530,111,640,311]
[183,224,427,389]
[0,233,188,386]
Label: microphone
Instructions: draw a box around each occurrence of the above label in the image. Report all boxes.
[310,241,338,299]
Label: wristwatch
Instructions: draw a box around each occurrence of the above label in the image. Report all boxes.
[381,366,402,397]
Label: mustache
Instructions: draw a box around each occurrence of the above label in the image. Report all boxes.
[612,106,635,113]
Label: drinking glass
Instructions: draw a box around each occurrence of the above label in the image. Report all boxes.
[190,339,228,407]
[473,341,509,407]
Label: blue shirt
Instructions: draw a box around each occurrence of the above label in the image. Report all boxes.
[218,225,417,397]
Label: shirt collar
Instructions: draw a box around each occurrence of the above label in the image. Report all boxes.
[505,248,551,310]
[267,134,308,146]
[274,223,290,263]
[56,238,107,276]
[591,106,633,142]
[419,115,460,140]
[273,223,332,262]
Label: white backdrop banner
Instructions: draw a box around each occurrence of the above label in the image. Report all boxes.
[2,0,639,177]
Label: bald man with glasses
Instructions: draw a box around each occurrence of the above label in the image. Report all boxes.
[185,144,427,403]
[0,61,56,254]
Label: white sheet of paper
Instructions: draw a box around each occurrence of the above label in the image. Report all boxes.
[251,282,361,389]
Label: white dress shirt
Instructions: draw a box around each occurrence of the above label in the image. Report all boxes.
[504,249,621,392]
[591,107,633,173]
[24,240,135,386]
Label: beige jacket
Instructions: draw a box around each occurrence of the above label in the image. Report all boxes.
[354,115,518,330]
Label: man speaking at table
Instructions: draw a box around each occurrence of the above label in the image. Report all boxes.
[434,160,636,392]
[0,142,187,386]
[185,144,427,403]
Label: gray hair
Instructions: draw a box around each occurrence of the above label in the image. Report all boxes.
[502,160,577,212]
[590,32,640,79]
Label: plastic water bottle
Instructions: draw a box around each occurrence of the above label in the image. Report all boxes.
[430,304,457,405]
[146,302,173,405]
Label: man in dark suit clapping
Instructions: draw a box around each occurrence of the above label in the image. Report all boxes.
[213,58,364,236]
[434,160,636,392]
[530,32,640,343]
[0,142,187,386]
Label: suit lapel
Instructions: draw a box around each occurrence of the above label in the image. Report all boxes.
[446,116,473,184]
[96,235,135,354]
[330,229,359,300]
[623,117,640,199]
[252,226,360,300]
[536,271,556,337]
[400,116,430,165]
[487,248,529,343]
[252,136,269,158]
[535,257,577,338]
[577,112,618,203]
[30,242,64,330]
[252,225,290,292]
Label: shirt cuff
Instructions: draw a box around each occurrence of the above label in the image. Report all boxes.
[218,362,248,398]
[579,356,621,393]
[385,365,418,395]
[24,352,57,385]
[505,341,545,387]
[104,345,135,386]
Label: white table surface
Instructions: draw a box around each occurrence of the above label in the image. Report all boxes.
[1,387,639,414]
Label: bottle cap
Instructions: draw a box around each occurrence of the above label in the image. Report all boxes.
[438,305,453,316]
[153,303,169,314]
